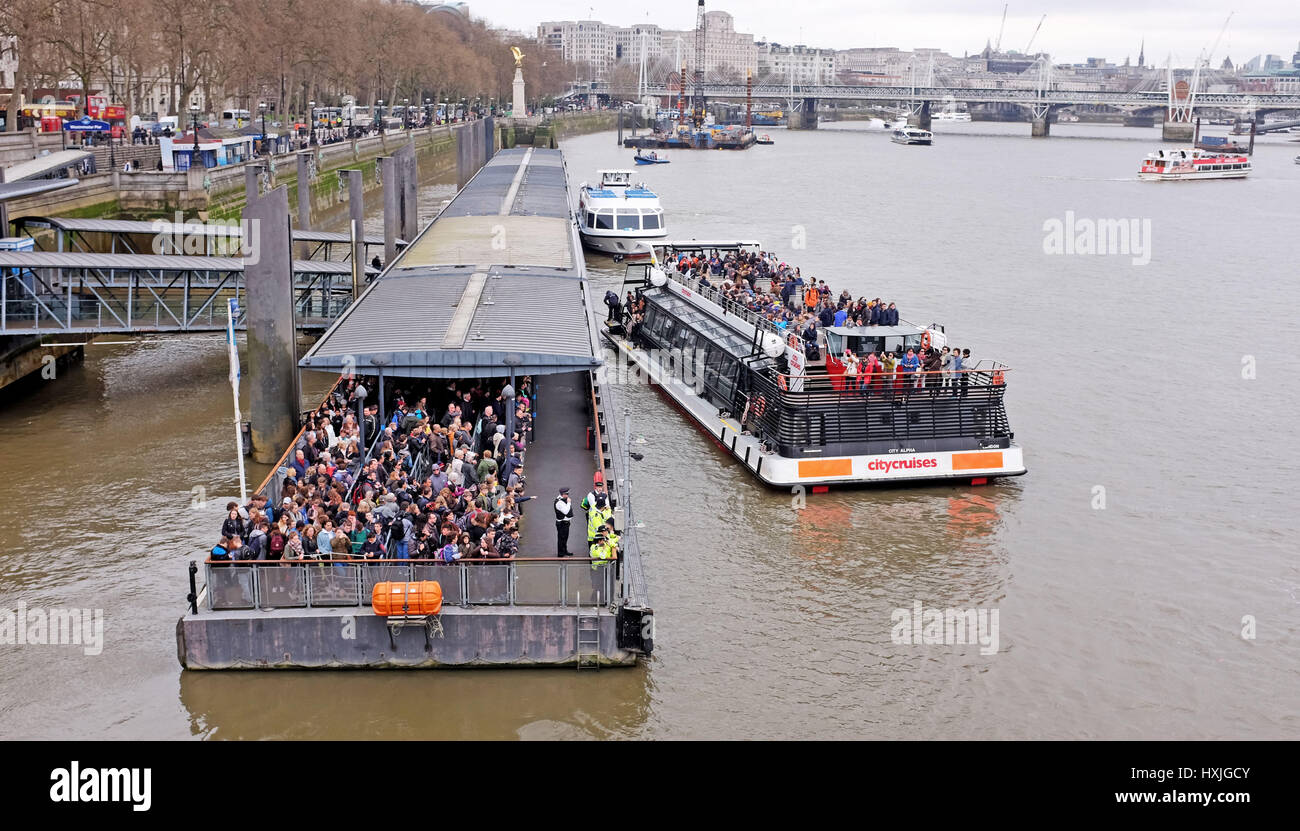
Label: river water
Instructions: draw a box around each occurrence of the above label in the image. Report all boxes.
[1,121,1297,739]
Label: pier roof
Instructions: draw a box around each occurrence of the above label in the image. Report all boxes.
[301,147,599,379]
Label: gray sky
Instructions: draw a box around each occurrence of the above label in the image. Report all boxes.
[469,1,1300,66]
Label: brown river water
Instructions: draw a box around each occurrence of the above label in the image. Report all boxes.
[1,121,1297,739]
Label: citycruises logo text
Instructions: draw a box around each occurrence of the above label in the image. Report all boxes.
[50,762,151,812]
[868,457,939,472]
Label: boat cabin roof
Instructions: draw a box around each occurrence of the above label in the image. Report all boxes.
[596,169,634,186]
[655,240,762,255]
[824,324,926,338]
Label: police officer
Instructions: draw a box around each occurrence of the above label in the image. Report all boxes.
[586,491,612,550]
[589,518,620,600]
[554,487,573,557]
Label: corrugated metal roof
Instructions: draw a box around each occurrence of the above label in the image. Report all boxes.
[3,150,93,182]
[0,250,366,274]
[301,147,597,378]
[15,216,395,246]
[0,179,80,203]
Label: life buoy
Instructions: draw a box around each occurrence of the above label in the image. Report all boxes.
[921,331,932,351]
[751,395,767,419]
[991,370,1005,385]
[777,375,789,391]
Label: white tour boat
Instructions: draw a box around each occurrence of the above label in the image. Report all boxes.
[891,126,933,146]
[604,241,1026,489]
[1138,148,1251,181]
[577,169,667,257]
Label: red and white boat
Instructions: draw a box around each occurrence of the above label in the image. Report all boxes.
[1138,147,1251,181]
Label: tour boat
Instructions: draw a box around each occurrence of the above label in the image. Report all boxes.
[577,170,667,257]
[606,241,1026,489]
[891,127,933,146]
[1138,148,1251,180]
[755,134,775,145]
[932,111,971,122]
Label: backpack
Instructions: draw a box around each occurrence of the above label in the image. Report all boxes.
[440,544,459,562]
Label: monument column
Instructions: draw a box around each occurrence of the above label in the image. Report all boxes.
[511,46,527,116]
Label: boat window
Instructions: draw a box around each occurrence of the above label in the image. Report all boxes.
[616,209,640,232]
[586,212,596,227]
[884,336,904,353]
[825,331,843,356]
[594,212,614,230]
[641,210,661,230]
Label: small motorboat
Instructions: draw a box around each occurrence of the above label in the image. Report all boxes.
[633,152,669,165]
[755,134,774,145]
[1294,155,1300,165]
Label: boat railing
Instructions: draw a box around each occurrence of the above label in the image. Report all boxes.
[201,558,614,611]
[665,268,784,339]
[741,366,1014,455]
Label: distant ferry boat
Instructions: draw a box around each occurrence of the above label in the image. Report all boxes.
[577,169,667,257]
[892,127,933,145]
[1138,148,1251,181]
[932,111,971,122]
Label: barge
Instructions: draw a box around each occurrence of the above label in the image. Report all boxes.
[177,148,653,669]
[607,241,1026,489]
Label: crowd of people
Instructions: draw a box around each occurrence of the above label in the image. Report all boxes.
[660,248,908,359]
[210,375,536,565]
[208,374,625,596]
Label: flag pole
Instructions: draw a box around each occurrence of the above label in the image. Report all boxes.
[228,298,248,504]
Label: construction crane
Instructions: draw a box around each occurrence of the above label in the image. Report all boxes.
[1025,14,1046,54]
[993,3,1008,53]
[1205,12,1233,67]
[693,0,707,129]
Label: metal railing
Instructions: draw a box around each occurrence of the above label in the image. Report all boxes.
[742,365,1013,457]
[204,558,613,611]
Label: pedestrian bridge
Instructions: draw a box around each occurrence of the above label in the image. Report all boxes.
[0,250,374,335]
[1,216,407,335]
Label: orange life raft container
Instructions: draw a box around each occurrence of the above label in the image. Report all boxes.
[371,581,443,616]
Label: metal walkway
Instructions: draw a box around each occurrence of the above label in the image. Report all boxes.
[0,251,375,334]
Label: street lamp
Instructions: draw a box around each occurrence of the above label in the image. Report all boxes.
[424,98,431,125]
[403,98,410,129]
[376,99,384,132]
[189,103,201,168]
[308,100,316,145]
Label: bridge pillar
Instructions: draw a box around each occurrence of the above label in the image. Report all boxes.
[1162,120,1196,142]
[243,185,299,465]
[789,97,819,130]
[907,101,931,131]
[295,152,315,261]
[1031,107,1053,137]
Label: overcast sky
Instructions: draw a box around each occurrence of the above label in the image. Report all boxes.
[469,1,1300,66]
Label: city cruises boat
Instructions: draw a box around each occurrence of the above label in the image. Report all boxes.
[755,134,775,145]
[1139,148,1251,180]
[606,241,1026,489]
[577,169,667,257]
[892,126,933,145]
[932,111,971,122]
